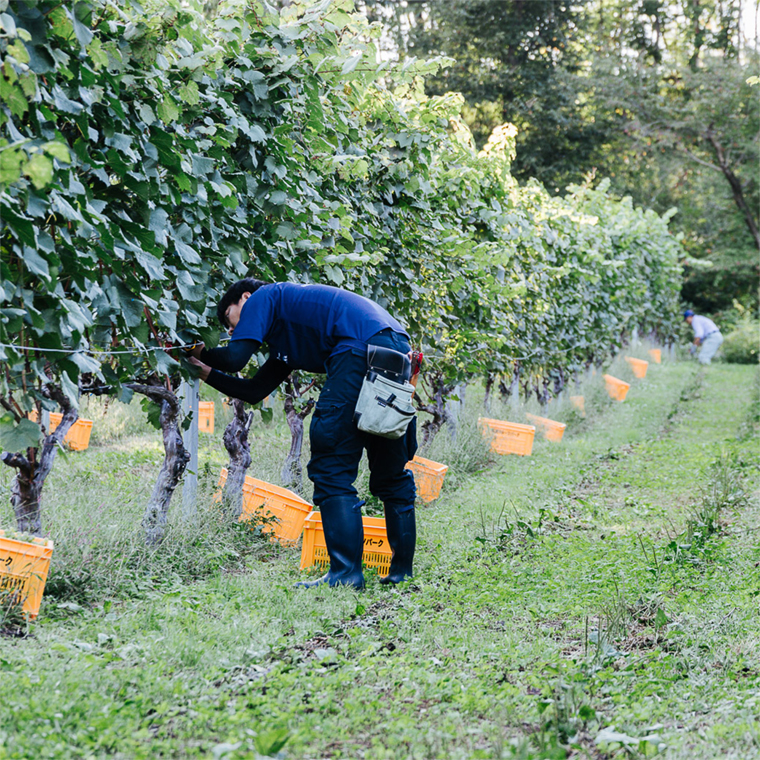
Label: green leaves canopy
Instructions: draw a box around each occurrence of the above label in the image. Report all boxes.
[0,0,682,440]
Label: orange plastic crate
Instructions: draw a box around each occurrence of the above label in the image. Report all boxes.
[570,395,585,417]
[198,401,215,434]
[525,413,566,443]
[624,357,649,379]
[405,455,449,503]
[0,531,54,619]
[648,348,662,364]
[603,374,630,401]
[46,412,93,451]
[217,469,312,545]
[299,512,392,575]
[478,417,535,456]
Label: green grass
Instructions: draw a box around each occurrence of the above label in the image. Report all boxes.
[0,357,758,759]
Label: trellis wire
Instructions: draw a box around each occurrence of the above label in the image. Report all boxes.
[0,342,201,356]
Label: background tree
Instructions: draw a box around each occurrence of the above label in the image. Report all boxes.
[587,0,759,318]
[361,0,616,193]
[364,0,758,317]
[596,58,759,316]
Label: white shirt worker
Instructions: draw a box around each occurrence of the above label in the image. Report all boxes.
[685,312,723,365]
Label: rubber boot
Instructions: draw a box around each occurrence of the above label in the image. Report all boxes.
[379,505,416,584]
[296,496,365,590]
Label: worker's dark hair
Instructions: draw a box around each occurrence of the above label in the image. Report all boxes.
[217,277,266,328]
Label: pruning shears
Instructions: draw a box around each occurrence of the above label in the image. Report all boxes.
[410,351,423,388]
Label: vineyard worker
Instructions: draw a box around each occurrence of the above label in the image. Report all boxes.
[684,310,723,365]
[187,278,418,590]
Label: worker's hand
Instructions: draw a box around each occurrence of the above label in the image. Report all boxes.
[694,337,702,346]
[187,356,211,381]
[182,341,205,359]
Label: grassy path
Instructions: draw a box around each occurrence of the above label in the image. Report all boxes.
[0,362,758,759]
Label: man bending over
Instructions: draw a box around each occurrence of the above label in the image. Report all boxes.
[187,278,417,590]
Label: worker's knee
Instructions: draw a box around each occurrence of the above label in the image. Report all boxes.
[369,468,417,509]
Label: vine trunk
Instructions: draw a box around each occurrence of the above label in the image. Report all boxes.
[0,391,78,535]
[221,398,253,520]
[128,384,190,545]
[281,376,315,495]
[418,372,455,450]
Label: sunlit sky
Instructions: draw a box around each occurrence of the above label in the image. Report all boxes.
[741,0,759,47]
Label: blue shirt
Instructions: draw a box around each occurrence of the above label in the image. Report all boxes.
[230,283,408,373]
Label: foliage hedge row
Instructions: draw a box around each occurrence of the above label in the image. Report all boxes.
[721,321,760,365]
[0,0,682,452]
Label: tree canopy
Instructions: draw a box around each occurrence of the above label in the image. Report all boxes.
[363,0,759,316]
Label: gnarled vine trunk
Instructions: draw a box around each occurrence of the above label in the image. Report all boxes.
[281,374,315,495]
[551,368,566,405]
[499,362,521,410]
[483,373,495,411]
[128,383,190,545]
[221,398,253,520]
[0,388,78,535]
[417,371,455,451]
[534,375,552,410]
[445,382,467,441]
[553,368,565,398]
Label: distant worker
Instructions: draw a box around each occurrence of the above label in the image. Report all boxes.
[684,309,723,365]
[186,279,419,590]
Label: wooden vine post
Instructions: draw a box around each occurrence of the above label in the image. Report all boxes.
[180,378,200,521]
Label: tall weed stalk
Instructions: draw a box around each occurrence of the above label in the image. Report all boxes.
[685,449,749,545]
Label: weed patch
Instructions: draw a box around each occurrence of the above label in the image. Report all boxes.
[0,588,29,638]
[43,502,276,607]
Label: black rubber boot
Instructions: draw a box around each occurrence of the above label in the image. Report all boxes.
[296,496,365,590]
[379,505,416,584]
